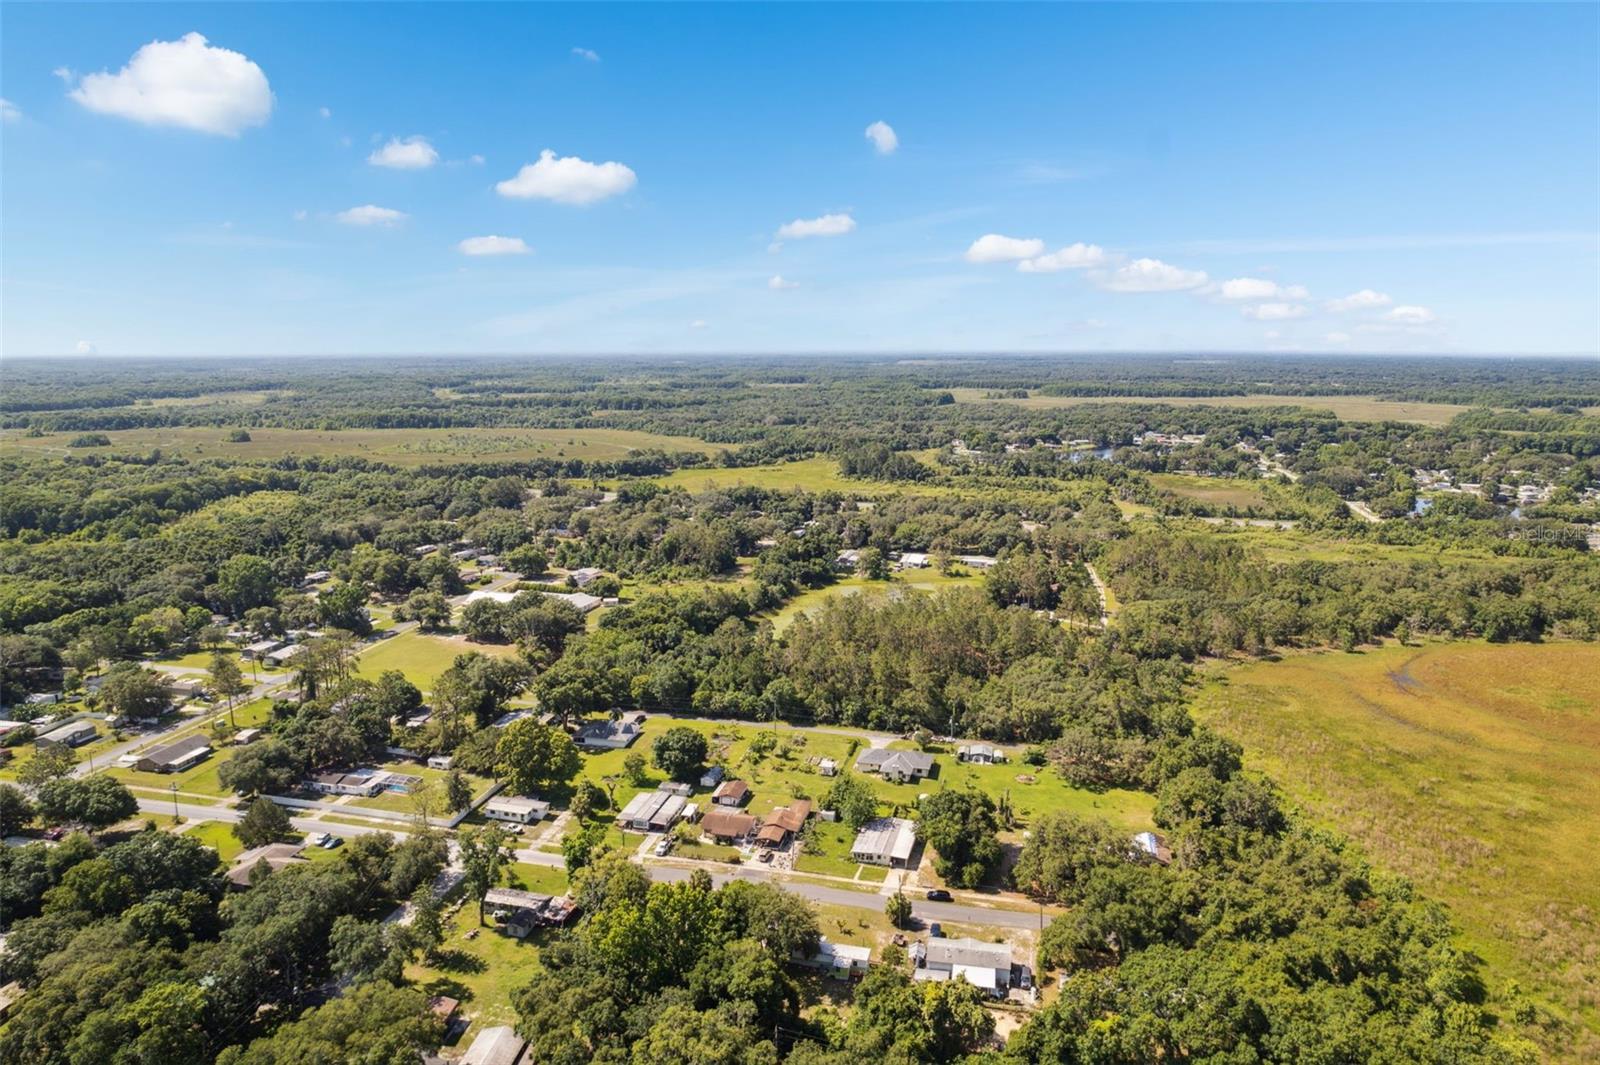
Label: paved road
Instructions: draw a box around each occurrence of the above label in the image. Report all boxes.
[1346,500,1383,523]
[650,862,1048,930]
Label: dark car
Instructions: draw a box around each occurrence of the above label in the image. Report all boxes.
[928,922,944,938]
[925,889,952,902]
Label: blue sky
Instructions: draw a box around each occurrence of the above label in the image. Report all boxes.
[2,2,1596,357]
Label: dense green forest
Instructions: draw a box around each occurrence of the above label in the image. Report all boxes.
[1,356,1594,1064]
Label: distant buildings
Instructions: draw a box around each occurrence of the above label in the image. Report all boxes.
[35,720,96,749]
[792,937,871,978]
[568,567,605,589]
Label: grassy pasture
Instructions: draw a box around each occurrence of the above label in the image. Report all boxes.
[1147,472,1274,510]
[940,387,1474,426]
[1,425,727,466]
[766,570,985,633]
[1191,641,1600,1056]
[653,456,866,494]
[352,630,519,691]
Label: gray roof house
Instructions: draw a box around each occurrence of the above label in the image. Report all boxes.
[850,817,918,867]
[135,734,212,774]
[460,1025,527,1065]
[956,742,1005,764]
[617,789,687,832]
[855,748,936,783]
[575,710,648,749]
[36,720,97,749]
[914,937,1017,996]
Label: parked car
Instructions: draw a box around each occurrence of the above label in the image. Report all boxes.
[757,849,773,862]
[925,889,952,902]
[928,922,944,938]
[305,832,329,847]
[653,838,672,857]
[320,835,343,849]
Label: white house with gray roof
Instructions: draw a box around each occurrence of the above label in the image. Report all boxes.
[913,936,1017,996]
[854,748,935,783]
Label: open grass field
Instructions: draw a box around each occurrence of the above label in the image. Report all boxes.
[767,570,985,633]
[1190,640,1600,1057]
[1148,472,1274,510]
[352,630,519,691]
[940,387,1475,426]
[0,425,727,466]
[653,456,866,494]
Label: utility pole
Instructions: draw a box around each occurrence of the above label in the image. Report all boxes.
[171,780,181,824]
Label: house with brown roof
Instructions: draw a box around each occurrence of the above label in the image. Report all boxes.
[756,799,811,847]
[712,779,750,807]
[701,809,756,843]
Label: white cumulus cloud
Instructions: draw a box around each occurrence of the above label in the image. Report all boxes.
[319,106,331,119]
[965,234,1045,264]
[776,213,856,240]
[1241,302,1309,321]
[1324,288,1392,312]
[0,99,21,124]
[1324,332,1352,344]
[689,319,709,329]
[768,275,799,290]
[369,135,437,169]
[496,149,637,205]
[1097,257,1209,293]
[458,235,530,256]
[1218,277,1309,301]
[1385,305,1437,325]
[571,47,600,62]
[74,340,97,355]
[1018,242,1106,272]
[865,120,898,154]
[337,204,407,226]
[68,32,272,136]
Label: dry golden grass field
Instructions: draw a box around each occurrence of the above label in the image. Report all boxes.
[1191,641,1600,1058]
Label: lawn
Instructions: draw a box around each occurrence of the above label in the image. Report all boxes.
[352,630,518,691]
[405,894,554,1027]
[767,570,985,633]
[1190,640,1600,1059]
[796,819,889,881]
[653,456,866,494]
[181,818,249,862]
[1,426,728,466]
[938,388,1474,426]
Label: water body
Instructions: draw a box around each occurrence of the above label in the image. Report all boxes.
[1411,496,1433,516]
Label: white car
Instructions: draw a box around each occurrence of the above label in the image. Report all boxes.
[304,832,329,847]
[653,839,673,857]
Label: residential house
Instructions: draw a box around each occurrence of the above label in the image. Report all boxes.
[792,937,872,978]
[835,549,861,569]
[658,780,693,797]
[426,754,453,770]
[543,590,602,614]
[233,728,263,745]
[855,748,936,783]
[617,789,687,832]
[134,734,211,774]
[265,643,309,668]
[225,842,307,889]
[913,937,1018,997]
[240,639,286,662]
[896,551,930,569]
[711,779,750,807]
[699,765,725,788]
[35,720,97,749]
[308,769,388,797]
[850,817,918,868]
[484,796,549,824]
[951,554,998,569]
[700,809,756,843]
[460,1025,528,1065]
[568,566,605,589]
[956,742,1005,764]
[575,710,648,749]
[482,889,577,939]
[756,799,812,848]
